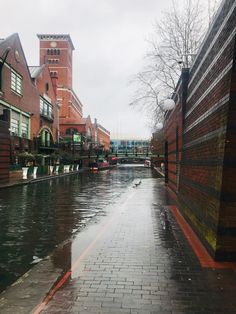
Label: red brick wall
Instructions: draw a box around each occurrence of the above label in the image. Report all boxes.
[34,65,58,142]
[217,40,236,259]
[164,69,189,197]
[178,0,236,260]
[39,37,73,89]
[58,89,82,122]
[0,34,39,127]
[0,114,10,182]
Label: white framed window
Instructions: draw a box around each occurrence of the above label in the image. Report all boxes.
[11,70,22,95]
[40,97,53,119]
[10,111,20,135]
[21,116,29,137]
[11,118,19,135]
[10,110,29,138]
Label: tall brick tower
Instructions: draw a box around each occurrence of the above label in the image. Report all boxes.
[37,34,74,89]
[37,34,83,133]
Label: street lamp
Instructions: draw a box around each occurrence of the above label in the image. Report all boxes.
[163,92,180,111]
[156,122,163,129]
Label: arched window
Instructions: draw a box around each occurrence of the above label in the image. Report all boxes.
[40,129,53,147]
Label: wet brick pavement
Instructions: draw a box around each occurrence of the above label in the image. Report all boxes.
[36,178,236,314]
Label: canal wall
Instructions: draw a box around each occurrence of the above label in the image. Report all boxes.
[164,0,236,261]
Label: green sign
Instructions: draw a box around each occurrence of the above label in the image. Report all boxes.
[73,134,81,142]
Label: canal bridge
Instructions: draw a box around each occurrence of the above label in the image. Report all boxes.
[87,152,161,162]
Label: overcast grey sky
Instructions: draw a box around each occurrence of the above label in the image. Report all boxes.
[1,0,212,139]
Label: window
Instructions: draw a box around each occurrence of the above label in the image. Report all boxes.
[47,59,59,64]
[50,71,58,77]
[40,98,53,120]
[40,129,51,147]
[11,70,22,95]
[11,119,19,135]
[45,82,49,93]
[21,116,29,137]
[10,111,20,135]
[10,111,29,137]
[0,104,4,115]
[21,122,28,137]
[48,49,60,55]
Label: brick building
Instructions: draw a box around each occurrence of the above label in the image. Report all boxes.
[29,64,59,152]
[71,115,94,151]
[0,34,38,143]
[37,34,110,151]
[163,0,236,261]
[0,34,39,177]
[150,129,165,167]
[93,118,110,152]
[0,33,60,174]
[37,34,83,144]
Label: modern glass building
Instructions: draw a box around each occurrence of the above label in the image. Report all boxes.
[110,139,150,155]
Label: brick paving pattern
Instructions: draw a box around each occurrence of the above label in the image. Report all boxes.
[41,179,236,314]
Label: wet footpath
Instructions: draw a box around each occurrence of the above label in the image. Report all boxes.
[1,178,236,314]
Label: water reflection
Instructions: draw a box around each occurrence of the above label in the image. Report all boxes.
[0,165,157,292]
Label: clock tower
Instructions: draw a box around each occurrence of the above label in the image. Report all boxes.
[37,34,75,89]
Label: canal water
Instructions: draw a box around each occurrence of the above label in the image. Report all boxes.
[0,165,159,293]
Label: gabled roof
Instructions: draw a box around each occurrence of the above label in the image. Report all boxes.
[0,33,35,86]
[28,65,45,79]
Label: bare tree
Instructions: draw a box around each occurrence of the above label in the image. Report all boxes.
[129,71,165,124]
[207,0,222,26]
[130,0,221,131]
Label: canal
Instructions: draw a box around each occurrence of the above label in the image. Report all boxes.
[0,165,160,293]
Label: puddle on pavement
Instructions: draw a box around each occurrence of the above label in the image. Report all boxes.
[0,165,161,293]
